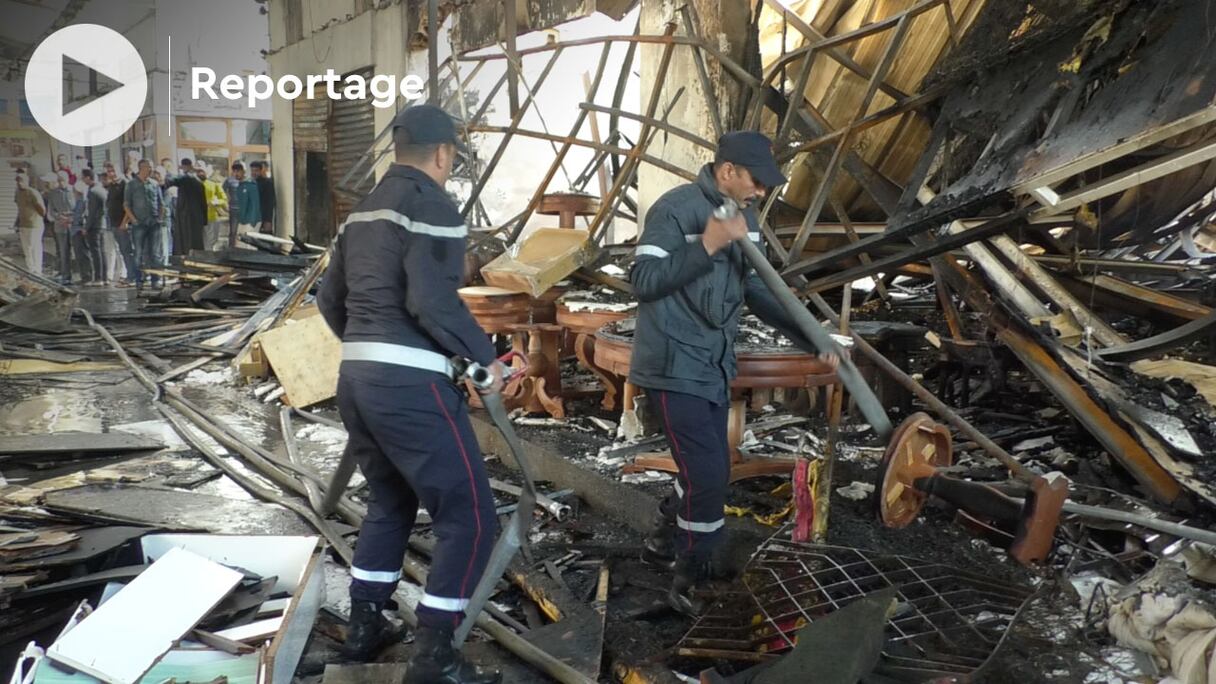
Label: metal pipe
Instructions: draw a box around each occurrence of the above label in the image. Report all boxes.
[736,240,893,437]
[281,407,325,513]
[586,24,678,244]
[461,47,565,219]
[158,404,355,565]
[1059,502,1216,547]
[679,5,722,140]
[793,287,1035,481]
[427,0,439,104]
[291,407,345,430]
[488,478,571,521]
[74,308,359,561]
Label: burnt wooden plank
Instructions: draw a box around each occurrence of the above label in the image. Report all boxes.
[0,431,164,459]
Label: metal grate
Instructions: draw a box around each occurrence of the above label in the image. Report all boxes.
[678,529,1035,681]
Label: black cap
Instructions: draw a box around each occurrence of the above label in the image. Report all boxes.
[716,131,787,189]
[392,104,468,155]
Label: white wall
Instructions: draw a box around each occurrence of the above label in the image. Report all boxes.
[265,2,643,241]
[266,2,418,237]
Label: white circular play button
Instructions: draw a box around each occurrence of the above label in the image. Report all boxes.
[24,24,148,147]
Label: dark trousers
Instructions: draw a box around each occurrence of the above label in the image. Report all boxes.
[73,230,105,282]
[52,226,72,281]
[131,222,163,288]
[338,375,498,630]
[650,389,730,561]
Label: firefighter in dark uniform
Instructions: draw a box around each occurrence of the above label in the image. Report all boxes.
[629,131,840,615]
[318,104,504,683]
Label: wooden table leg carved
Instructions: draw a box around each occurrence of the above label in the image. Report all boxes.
[595,327,841,483]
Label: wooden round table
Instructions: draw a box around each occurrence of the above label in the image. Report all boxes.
[458,286,531,333]
[555,301,635,410]
[594,323,840,482]
[459,286,580,418]
[538,192,600,229]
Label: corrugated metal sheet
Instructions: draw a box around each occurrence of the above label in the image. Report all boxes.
[89,147,109,171]
[0,161,18,231]
[328,70,375,224]
[293,97,330,152]
[453,0,616,54]
[759,0,988,221]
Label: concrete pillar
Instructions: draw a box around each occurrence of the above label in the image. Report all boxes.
[635,0,752,239]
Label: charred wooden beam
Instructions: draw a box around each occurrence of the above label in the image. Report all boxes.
[783,13,913,266]
[506,43,614,243]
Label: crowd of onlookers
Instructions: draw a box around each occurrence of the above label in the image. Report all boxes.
[11,151,277,292]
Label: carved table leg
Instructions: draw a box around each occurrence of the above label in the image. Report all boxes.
[575,332,622,411]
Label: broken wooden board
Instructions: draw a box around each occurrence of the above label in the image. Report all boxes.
[1,453,219,506]
[521,563,609,680]
[258,307,341,408]
[0,344,87,364]
[1051,347,1216,508]
[215,616,285,643]
[0,528,79,563]
[203,285,293,349]
[15,564,147,600]
[237,338,270,378]
[322,663,410,684]
[1131,359,1216,407]
[42,484,312,536]
[0,255,78,332]
[0,431,164,460]
[482,229,597,297]
[0,571,44,596]
[0,523,148,572]
[201,575,279,628]
[0,359,122,375]
[0,527,151,572]
[46,547,243,684]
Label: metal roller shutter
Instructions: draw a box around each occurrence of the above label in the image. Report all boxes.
[328,68,375,225]
[292,96,330,153]
[0,159,20,232]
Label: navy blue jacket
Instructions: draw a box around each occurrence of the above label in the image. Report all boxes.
[318,164,495,385]
[629,164,819,404]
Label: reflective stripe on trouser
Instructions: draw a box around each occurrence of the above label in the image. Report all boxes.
[652,389,730,560]
[339,374,499,629]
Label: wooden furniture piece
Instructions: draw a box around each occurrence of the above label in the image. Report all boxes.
[593,325,840,482]
[503,323,566,418]
[555,301,634,410]
[538,193,600,229]
[458,286,531,333]
[458,286,574,418]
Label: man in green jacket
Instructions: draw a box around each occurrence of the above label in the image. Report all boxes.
[231,161,260,248]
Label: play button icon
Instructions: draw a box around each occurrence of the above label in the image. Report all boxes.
[24,24,148,147]
[62,56,126,116]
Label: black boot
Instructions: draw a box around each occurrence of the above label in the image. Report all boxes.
[403,625,501,684]
[666,557,709,617]
[341,601,405,662]
[641,509,676,568]
[641,494,678,568]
